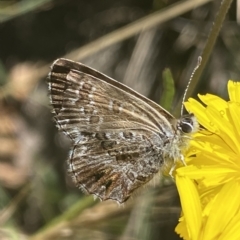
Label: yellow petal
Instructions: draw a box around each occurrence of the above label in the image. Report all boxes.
[204,105,239,151]
[178,165,237,187]
[198,94,227,110]
[227,103,240,154]
[184,99,214,132]
[175,218,191,240]
[202,180,240,239]
[219,211,240,240]
[175,174,202,240]
[228,80,240,102]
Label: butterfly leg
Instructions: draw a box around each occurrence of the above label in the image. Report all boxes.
[169,163,176,178]
[169,155,187,178]
[180,154,187,166]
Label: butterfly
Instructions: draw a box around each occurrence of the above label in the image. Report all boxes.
[47,58,198,204]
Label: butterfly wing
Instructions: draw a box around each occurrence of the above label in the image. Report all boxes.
[68,129,163,203]
[48,58,176,203]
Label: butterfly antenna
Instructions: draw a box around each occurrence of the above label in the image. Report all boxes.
[181,56,202,116]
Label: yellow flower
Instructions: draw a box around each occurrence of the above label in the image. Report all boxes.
[175,81,240,240]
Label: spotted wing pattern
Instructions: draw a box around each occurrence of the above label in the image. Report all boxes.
[48,58,178,203]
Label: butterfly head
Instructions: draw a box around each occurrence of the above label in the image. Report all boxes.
[161,113,198,176]
[166,113,199,157]
[177,113,199,135]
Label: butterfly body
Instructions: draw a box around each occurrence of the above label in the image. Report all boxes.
[48,58,198,203]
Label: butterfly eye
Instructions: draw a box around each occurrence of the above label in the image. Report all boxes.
[178,114,195,134]
[180,121,193,133]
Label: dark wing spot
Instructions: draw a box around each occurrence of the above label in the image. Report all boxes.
[82,83,92,90]
[123,132,133,139]
[105,179,112,189]
[101,140,117,150]
[90,116,100,124]
[84,106,95,114]
[96,132,107,140]
[93,172,105,181]
[116,153,132,161]
[136,175,146,182]
[132,152,140,158]
[126,171,135,181]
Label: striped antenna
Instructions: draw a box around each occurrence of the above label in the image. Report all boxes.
[181,56,202,116]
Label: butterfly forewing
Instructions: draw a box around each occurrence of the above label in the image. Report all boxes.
[48,58,194,203]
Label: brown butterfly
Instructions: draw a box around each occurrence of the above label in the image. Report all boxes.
[47,58,198,204]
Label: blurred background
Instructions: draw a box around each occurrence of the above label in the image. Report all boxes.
[0,0,239,239]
